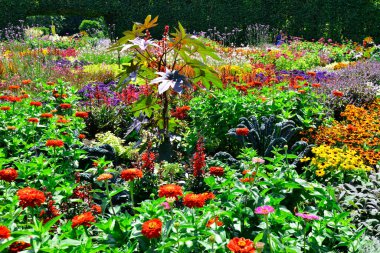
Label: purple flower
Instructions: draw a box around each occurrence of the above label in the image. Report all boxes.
[296,213,321,221]
[255,205,275,215]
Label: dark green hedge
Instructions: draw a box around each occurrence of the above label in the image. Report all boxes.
[0,0,379,42]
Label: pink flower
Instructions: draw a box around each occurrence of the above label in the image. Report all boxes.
[296,213,320,221]
[252,157,265,164]
[161,202,171,210]
[255,205,275,215]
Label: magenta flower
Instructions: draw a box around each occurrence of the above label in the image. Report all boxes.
[296,213,321,221]
[161,202,171,210]
[255,205,275,215]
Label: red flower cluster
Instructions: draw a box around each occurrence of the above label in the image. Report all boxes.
[17,187,46,208]
[0,225,11,239]
[30,101,42,107]
[45,140,64,147]
[8,241,31,253]
[7,96,22,103]
[158,184,183,198]
[332,90,344,97]
[236,128,249,136]
[60,103,71,109]
[71,212,96,228]
[192,137,206,177]
[0,168,18,182]
[40,200,60,224]
[120,168,143,181]
[206,216,223,228]
[312,83,321,88]
[209,166,224,176]
[227,237,256,253]
[141,218,163,239]
[171,105,191,119]
[75,111,89,118]
[57,118,69,124]
[141,150,156,171]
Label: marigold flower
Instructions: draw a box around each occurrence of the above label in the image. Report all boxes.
[8,85,20,90]
[78,134,86,139]
[255,205,275,215]
[60,103,71,109]
[227,237,256,253]
[45,139,64,147]
[209,166,224,176]
[40,113,53,118]
[183,193,206,208]
[8,241,31,253]
[30,101,42,107]
[206,216,223,228]
[71,212,96,228]
[236,128,250,136]
[120,168,143,181]
[28,118,39,123]
[17,187,46,208]
[0,225,11,239]
[158,184,183,198]
[22,79,32,85]
[142,218,162,239]
[0,168,18,182]
[0,106,10,111]
[75,111,89,118]
[296,213,321,221]
[332,90,344,97]
[97,173,113,181]
[91,205,102,214]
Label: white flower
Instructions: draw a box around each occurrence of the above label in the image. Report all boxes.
[150,69,188,94]
[121,37,159,52]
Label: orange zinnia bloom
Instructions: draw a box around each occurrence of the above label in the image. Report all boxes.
[17,187,46,208]
[227,237,256,253]
[0,168,18,182]
[45,140,64,147]
[28,118,39,123]
[158,184,183,198]
[40,113,53,118]
[97,173,113,181]
[22,79,32,85]
[183,193,206,208]
[141,218,162,239]
[30,101,42,106]
[0,225,11,239]
[71,212,96,228]
[120,168,143,181]
[0,106,11,111]
[332,90,344,97]
[60,103,71,109]
[75,111,89,118]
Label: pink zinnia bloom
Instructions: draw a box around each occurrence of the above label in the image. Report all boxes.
[255,205,275,215]
[161,202,171,210]
[252,157,265,164]
[296,213,320,221]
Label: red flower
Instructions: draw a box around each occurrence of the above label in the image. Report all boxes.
[227,237,256,253]
[312,83,321,88]
[57,118,69,124]
[97,173,113,181]
[91,205,102,214]
[141,151,156,171]
[71,212,96,228]
[201,192,215,201]
[240,178,255,184]
[0,168,18,182]
[7,96,22,102]
[8,241,31,253]
[60,103,71,109]
[30,101,42,107]
[171,105,191,119]
[28,118,39,123]
[45,140,64,147]
[46,81,55,86]
[120,168,143,181]
[22,79,32,85]
[0,225,11,239]
[141,218,162,239]
[332,90,344,97]
[210,166,224,176]
[8,85,20,90]
[236,128,249,136]
[0,95,9,100]
[192,137,206,177]
[206,216,223,228]
[75,111,89,118]
[158,184,183,198]
[17,187,46,208]
[40,113,53,118]
[0,106,10,111]
[78,134,86,139]
[183,193,206,208]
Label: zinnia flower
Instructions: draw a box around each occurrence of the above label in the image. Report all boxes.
[91,205,102,214]
[17,187,46,208]
[295,213,321,221]
[78,134,86,139]
[236,128,249,136]
[71,212,96,228]
[120,168,143,181]
[7,96,22,102]
[255,205,275,215]
[227,237,256,253]
[332,90,344,97]
[141,218,162,239]
[22,79,32,85]
[252,157,265,164]
[183,193,206,208]
[45,140,64,147]
[0,168,18,182]
[57,118,69,124]
[60,103,71,109]
[209,166,224,176]
[0,225,11,239]
[28,118,39,123]
[8,241,31,253]
[206,216,223,228]
[75,111,89,118]
[8,85,20,90]
[312,83,321,88]
[0,106,10,111]
[97,173,113,181]
[30,101,42,107]
[158,184,183,198]
[40,113,53,118]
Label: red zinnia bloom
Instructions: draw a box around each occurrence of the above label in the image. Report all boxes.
[206,216,223,228]
[22,79,32,85]
[236,128,249,136]
[7,96,22,102]
[17,187,46,208]
[8,241,31,253]
[91,205,102,214]
[120,168,143,181]
[8,85,20,90]
[0,95,9,100]
[20,94,29,99]
[57,118,69,124]
[75,111,89,118]
[141,218,163,239]
[0,225,11,239]
[332,90,344,97]
[0,168,18,182]
[227,237,256,253]
[201,192,215,201]
[45,140,64,147]
[28,118,39,123]
[312,83,321,88]
[209,166,224,176]
[30,101,42,107]
[78,134,86,139]
[60,103,71,109]
[0,106,10,111]
[40,113,53,118]
[183,193,206,208]
[71,212,96,228]
[158,184,183,198]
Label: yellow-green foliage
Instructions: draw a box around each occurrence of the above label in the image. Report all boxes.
[95,131,139,160]
[83,64,120,75]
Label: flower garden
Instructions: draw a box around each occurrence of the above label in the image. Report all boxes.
[0,15,380,253]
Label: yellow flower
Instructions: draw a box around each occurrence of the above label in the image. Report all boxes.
[316,169,325,177]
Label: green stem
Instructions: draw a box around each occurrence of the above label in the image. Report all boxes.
[193,208,198,252]
[105,181,116,215]
[265,215,272,253]
[303,224,307,253]
[130,181,135,208]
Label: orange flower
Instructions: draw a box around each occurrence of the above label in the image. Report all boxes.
[8,241,31,253]
[201,192,215,201]
[46,81,55,86]
[57,118,69,124]
[60,103,71,109]
[8,85,20,90]
[30,101,42,106]
[183,193,206,208]
[7,96,22,102]
[120,168,143,181]
[45,140,64,147]
[97,173,113,181]
[312,83,321,88]
[209,166,224,176]
[75,111,89,118]
[78,134,86,139]
[91,205,102,214]
[7,126,16,131]
[158,184,183,198]
[28,118,39,123]
[227,237,256,253]
[0,225,10,239]
[40,113,53,118]
[71,212,96,228]
[0,168,18,182]
[206,216,223,228]
[141,218,162,239]
[332,90,344,97]
[236,128,249,136]
[17,187,46,208]
[0,106,10,111]
[240,178,255,183]
[22,79,32,85]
